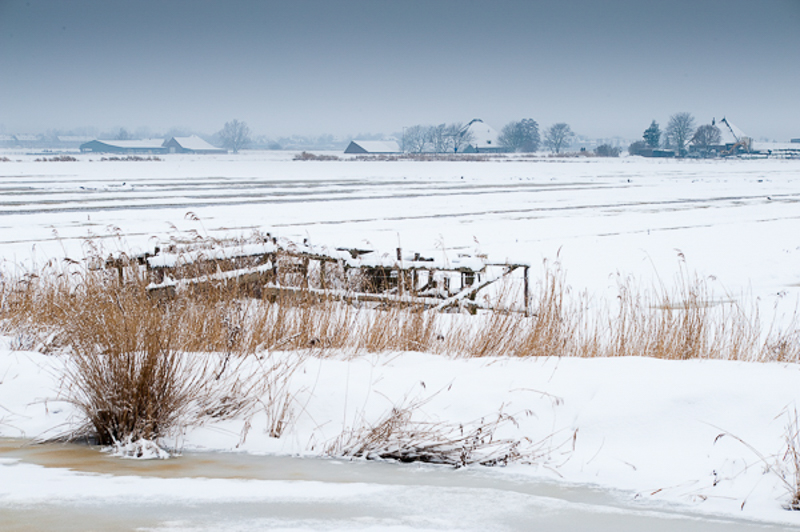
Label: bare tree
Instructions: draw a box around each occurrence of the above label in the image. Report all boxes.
[115,128,131,141]
[498,119,540,152]
[691,124,722,153]
[403,125,430,153]
[543,123,575,153]
[428,123,450,153]
[218,119,251,154]
[665,113,695,156]
[445,122,474,153]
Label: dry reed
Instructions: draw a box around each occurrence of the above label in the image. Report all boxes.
[1,252,798,365]
[324,396,548,467]
[0,247,798,446]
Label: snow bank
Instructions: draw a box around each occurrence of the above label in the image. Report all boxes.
[2,344,800,524]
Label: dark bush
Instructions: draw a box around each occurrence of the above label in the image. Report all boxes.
[628,141,647,156]
[595,144,621,157]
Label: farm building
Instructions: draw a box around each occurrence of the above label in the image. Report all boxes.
[344,140,401,154]
[81,136,225,154]
[162,135,226,154]
[79,139,167,154]
[690,118,799,158]
[460,119,504,153]
[687,118,751,157]
[713,117,752,154]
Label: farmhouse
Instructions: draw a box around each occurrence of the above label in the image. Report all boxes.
[694,118,800,158]
[460,119,504,153]
[344,140,401,154]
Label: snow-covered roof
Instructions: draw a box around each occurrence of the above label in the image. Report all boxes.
[170,135,220,151]
[714,118,748,145]
[751,142,800,153]
[14,134,40,142]
[345,140,401,154]
[463,119,499,149]
[95,139,166,149]
[57,135,94,142]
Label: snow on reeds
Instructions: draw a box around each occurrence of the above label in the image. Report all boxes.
[325,394,572,468]
[0,252,798,447]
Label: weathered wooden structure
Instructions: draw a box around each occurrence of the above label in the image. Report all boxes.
[107,235,530,314]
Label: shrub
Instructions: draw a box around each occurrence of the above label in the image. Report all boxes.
[628,140,647,156]
[293,151,340,161]
[35,155,77,162]
[100,156,161,162]
[595,144,621,157]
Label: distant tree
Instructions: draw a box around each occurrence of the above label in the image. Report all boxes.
[498,118,540,152]
[691,124,722,152]
[665,112,696,156]
[544,123,575,153]
[628,140,647,156]
[428,123,450,153]
[643,120,661,149]
[115,128,131,141]
[595,144,621,157]
[444,123,474,153]
[403,125,430,153]
[218,119,251,153]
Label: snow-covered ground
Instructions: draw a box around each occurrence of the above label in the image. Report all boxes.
[1,151,800,529]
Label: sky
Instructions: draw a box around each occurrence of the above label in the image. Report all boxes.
[1,0,799,141]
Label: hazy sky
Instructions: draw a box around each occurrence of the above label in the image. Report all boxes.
[1,0,799,140]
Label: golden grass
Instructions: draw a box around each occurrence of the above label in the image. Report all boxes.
[1,256,797,363]
[0,252,798,445]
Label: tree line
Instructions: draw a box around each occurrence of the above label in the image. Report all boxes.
[629,113,724,157]
[402,120,591,154]
[218,115,726,158]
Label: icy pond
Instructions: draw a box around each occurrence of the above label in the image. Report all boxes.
[0,438,794,532]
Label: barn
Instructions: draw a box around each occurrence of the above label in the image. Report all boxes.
[162,135,226,154]
[79,139,167,154]
[344,140,401,154]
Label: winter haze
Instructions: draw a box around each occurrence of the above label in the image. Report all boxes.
[1,0,798,140]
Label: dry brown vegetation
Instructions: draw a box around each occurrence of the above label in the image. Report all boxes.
[353,153,494,162]
[1,249,798,446]
[325,397,565,467]
[99,155,162,162]
[293,151,340,161]
[34,155,77,162]
[2,254,797,363]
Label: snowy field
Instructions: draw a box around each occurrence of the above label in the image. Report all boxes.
[1,151,800,530]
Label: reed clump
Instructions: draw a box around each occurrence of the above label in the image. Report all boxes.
[325,397,549,467]
[0,262,295,445]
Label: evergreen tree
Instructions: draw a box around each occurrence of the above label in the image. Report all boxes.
[643,120,661,148]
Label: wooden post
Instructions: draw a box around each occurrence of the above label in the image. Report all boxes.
[523,265,530,317]
[301,257,309,289]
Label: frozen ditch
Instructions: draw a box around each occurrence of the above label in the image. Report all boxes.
[0,438,793,532]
